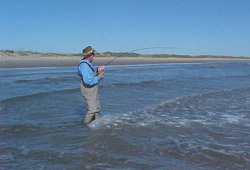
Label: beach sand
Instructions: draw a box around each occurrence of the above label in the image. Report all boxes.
[0,56,249,68]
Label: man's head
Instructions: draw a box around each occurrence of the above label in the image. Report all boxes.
[83,46,95,62]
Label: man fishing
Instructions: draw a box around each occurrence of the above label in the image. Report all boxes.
[77,46,105,124]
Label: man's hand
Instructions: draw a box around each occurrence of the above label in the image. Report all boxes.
[98,72,104,79]
[98,66,105,73]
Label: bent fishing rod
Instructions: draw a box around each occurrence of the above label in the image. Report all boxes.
[104,46,188,66]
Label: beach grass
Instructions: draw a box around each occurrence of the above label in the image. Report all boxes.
[0,49,250,59]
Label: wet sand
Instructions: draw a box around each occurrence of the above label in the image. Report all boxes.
[0,57,249,68]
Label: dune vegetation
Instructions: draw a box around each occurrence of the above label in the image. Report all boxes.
[0,49,249,59]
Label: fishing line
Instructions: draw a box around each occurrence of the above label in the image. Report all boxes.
[104,46,188,66]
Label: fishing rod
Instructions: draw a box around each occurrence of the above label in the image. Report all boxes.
[104,46,187,66]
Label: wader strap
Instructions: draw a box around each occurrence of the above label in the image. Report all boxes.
[78,61,95,72]
[78,61,98,87]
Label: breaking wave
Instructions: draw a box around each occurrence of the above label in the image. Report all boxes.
[89,86,250,130]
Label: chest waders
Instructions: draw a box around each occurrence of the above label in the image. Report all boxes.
[78,62,101,124]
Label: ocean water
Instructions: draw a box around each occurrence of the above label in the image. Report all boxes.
[0,62,250,170]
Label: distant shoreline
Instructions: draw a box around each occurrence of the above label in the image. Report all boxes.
[1,49,249,68]
[0,56,249,68]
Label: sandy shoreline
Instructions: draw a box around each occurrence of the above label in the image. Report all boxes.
[0,57,249,68]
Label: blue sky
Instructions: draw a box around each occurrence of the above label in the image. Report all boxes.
[0,0,250,57]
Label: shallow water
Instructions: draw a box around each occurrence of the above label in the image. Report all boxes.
[0,62,250,169]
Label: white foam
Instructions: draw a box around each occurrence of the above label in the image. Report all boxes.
[88,115,121,130]
[221,114,243,123]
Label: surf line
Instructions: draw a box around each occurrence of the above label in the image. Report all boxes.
[104,46,190,66]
